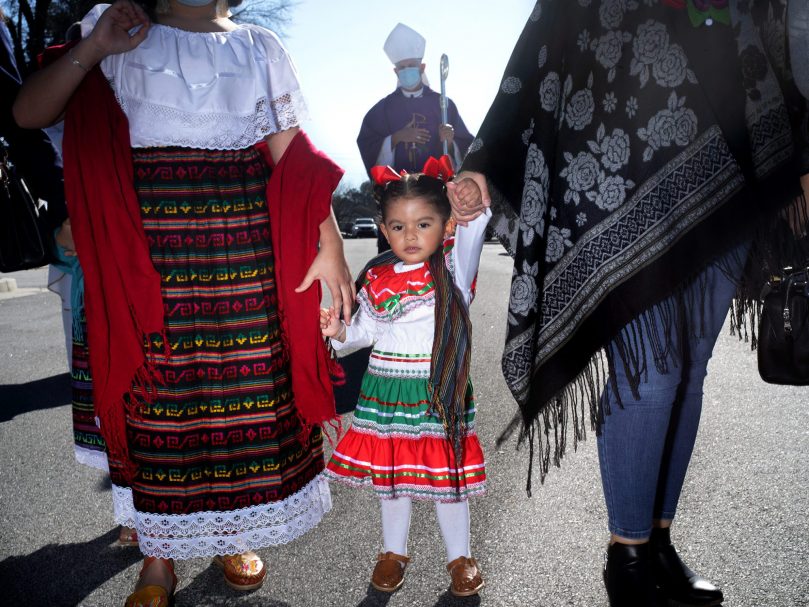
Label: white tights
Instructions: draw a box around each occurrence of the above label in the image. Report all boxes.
[379,496,471,563]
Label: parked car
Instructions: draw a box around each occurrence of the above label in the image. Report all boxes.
[351,217,378,238]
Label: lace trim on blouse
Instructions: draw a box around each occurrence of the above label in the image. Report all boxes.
[116,89,308,150]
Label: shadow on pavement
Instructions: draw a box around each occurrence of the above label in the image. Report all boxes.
[356,584,394,606]
[0,527,141,605]
[0,373,70,422]
[432,590,482,607]
[354,586,482,607]
[175,563,291,607]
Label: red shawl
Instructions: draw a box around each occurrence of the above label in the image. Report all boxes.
[60,54,341,480]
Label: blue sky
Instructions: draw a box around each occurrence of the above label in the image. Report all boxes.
[280,1,536,186]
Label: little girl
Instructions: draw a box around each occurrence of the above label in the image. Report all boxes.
[320,157,491,597]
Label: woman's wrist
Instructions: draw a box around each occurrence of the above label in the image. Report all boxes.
[73,38,106,69]
[319,212,345,249]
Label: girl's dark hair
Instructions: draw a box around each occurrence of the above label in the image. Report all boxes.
[374,174,451,224]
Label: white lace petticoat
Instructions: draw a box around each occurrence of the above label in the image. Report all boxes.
[111,475,332,559]
[74,445,110,473]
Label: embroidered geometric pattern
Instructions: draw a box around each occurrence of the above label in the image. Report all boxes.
[535,127,744,361]
[71,316,107,470]
[358,264,436,322]
[107,147,326,555]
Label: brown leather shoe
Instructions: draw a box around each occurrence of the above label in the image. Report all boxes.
[370,551,410,593]
[447,556,484,597]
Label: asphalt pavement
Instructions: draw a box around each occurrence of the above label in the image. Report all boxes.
[0,239,806,607]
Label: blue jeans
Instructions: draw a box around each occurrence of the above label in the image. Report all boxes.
[597,245,747,539]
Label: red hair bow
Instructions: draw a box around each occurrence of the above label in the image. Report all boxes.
[370,165,406,185]
[370,155,455,186]
[421,155,455,182]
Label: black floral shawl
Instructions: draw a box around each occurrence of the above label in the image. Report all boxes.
[461,0,808,486]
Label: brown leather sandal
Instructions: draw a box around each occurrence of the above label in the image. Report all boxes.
[212,552,266,591]
[124,557,177,607]
[447,556,484,597]
[117,526,139,547]
[370,551,410,593]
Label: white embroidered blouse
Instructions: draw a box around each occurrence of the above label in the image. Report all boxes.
[80,4,308,150]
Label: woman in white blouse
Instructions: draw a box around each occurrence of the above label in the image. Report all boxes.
[15,1,353,605]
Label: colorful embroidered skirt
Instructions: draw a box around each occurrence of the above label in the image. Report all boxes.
[325,352,486,502]
[71,315,108,471]
[109,146,330,559]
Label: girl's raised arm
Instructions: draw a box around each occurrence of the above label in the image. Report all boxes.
[452,208,492,308]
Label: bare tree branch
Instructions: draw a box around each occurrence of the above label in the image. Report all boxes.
[230,0,297,34]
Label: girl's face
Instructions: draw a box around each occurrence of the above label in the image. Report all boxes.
[379,196,449,265]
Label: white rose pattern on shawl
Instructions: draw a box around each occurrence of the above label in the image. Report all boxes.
[545,226,574,262]
[598,128,631,171]
[540,72,562,114]
[482,0,725,331]
[561,151,600,205]
[602,91,618,113]
[565,88,596,131]
[638,92,698,161]
[501,76,523,94]
[520,144,550,245]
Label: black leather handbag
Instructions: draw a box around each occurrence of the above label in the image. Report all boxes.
[758,266,809,385]
[0,137,49,273]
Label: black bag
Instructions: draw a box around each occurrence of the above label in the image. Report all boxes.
[0,137,50,272]
[758,266,809,385]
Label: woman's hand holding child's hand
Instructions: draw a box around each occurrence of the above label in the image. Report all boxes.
[320,307,345,341]
[448,176,486,225]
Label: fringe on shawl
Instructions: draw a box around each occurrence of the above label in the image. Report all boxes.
[730,193,809,348]
[102,326,170,482]
[497,194,809,496]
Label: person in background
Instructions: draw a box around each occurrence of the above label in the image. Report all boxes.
[357,22,474,252]
[0,10,68,257]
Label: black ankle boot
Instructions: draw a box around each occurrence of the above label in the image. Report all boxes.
[603,542,663,607]
[650,527,723,606]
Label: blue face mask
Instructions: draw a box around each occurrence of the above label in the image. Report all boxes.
[175,0,217,6]
[397,67,421,89]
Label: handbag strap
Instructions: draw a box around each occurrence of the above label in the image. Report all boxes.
[781,269,809,334]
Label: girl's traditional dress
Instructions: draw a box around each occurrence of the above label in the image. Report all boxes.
[72,5,334,559]
[325,211,491,502]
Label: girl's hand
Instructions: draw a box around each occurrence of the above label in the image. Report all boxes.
[87,0,151,58]
[320,307,344,340]
[295,241,356,325]
[448,171,490,226]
